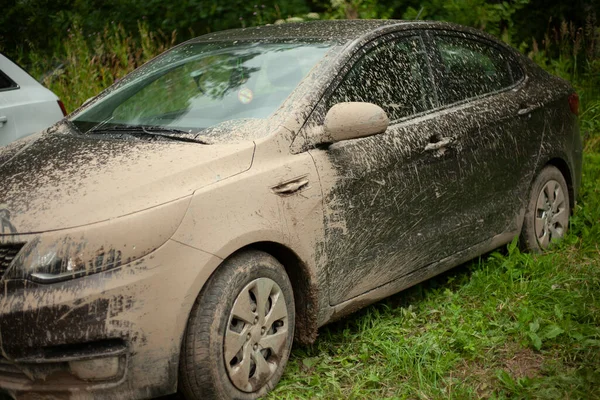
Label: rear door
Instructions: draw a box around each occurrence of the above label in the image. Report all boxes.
[424,31,540,245]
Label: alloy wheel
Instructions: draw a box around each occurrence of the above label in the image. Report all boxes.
[224,277,289,392]
[535,179,568,248]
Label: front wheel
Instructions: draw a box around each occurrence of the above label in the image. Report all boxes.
[179,250,295,400]
[520,165,570,252]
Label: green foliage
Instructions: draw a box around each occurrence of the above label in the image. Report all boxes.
[403,0,530,41]
[328,0,394,19]
[24,22,176,113]
[0,0,309,57]
[524,16,600,144]
[2,0,598,61]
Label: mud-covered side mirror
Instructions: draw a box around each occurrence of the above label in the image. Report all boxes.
[321,102,389,144]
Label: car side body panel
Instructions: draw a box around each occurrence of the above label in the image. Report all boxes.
[171,129,326,343]
[421,30,540,245]
[530,75,582,204]
[304,32,469,305]
[295,27,537,311]
[291,25,580,325]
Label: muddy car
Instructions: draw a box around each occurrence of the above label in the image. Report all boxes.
[0,20,581,400]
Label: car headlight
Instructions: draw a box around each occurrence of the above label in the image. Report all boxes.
[5,197,190,283]
[6,234,130,284]
[24,241,123,283]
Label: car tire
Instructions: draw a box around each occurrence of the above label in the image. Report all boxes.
[520,165,570,252]
[179,250,295,400]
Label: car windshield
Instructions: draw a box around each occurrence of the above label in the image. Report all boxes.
[70,40,338,142]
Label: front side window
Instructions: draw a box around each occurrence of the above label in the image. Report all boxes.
[71,41,338,142]
[327,35,434,122]
[433,35,514,105]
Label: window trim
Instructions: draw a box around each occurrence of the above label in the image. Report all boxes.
[423,30,526,111]
[0,69,20,92]
[292,27,528,153]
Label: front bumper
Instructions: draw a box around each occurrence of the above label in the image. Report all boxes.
[0,239,220,399]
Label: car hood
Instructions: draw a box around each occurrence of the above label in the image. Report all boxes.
[0,122,255,234]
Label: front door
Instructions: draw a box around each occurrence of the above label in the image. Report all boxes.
[305,33,467,305]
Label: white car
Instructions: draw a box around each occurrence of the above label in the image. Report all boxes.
[0,54,66,146]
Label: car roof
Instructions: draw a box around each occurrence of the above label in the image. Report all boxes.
[190,19,491,43]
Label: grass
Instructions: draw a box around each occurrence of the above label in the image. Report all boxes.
[268,125,600,399]
[21,22,176,114]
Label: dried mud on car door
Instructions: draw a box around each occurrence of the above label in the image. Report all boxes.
[426,31,544,241]
[305,33,473,305]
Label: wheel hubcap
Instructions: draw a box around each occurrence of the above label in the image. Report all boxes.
[535,180,568,249]
[224,277,289,392]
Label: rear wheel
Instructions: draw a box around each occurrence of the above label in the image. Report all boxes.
[179,250,295,400]
[520,165,570,252]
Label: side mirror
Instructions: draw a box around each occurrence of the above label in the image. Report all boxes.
[322,102,389,144]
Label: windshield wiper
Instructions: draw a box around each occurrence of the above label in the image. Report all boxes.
[87,125,211,144]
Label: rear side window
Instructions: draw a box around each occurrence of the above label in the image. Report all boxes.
[508,57,524,83]
[0,70,17,90]
[433,35,514,105]
[327,35,434,122]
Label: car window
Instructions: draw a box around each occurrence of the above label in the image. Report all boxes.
[508,56,524,83]
[433,35,514,105]
[111,45,324,124]
[72,41,338,139]
[327,36,434,122]
[0,70,17,90]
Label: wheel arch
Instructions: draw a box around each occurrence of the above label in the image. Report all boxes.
[544,157,575,212]
[242,241,319,345]
[197,240,320,346]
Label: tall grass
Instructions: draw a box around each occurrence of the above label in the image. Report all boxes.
[22,22,176,113]
[527,15,600,136]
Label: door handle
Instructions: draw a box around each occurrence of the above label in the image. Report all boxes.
[424,136,453,152]
[272,176,309,196]
[0,116,7,128]
[518,105,536,116]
